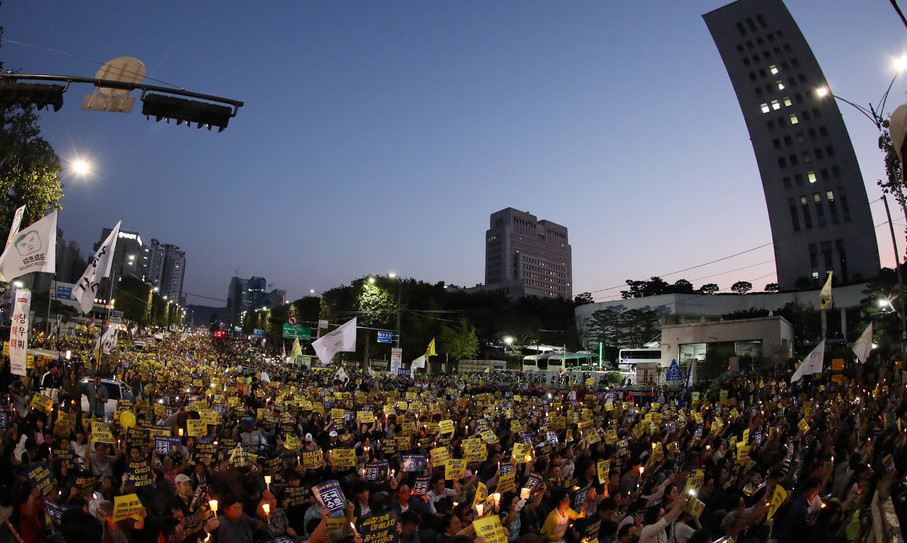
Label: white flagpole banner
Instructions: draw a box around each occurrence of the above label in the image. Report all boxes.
[73,221,121,314]
[0,210,58,282]
[9,287,31,376]
[97,325,118,355]
[410,355,426,377]
[791,339,825,383]
[819,272,833,310]
[5,205,25,247]
[852,323,873,364]
[312,317,357,365]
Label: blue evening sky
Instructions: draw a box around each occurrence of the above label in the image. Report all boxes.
[2,1,905,303]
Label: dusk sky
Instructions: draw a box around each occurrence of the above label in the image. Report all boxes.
[2,1,906,305]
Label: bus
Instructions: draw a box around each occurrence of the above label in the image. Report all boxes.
[522,354,550,372]
[546,352,595,372]
[617,348,662,385]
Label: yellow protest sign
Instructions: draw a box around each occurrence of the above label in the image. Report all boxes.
[430,446,450,467]
[30,393,53,414]
[330,448,357,469]
[685,497,705,519]
[767,485,788,520]
[112,493,144,523]
[480,430,498,444]
[497,472,516,493]
[439,419,455,435]
[186,419,206,437]
[597,459,610,484]
[742,428,750,444]
[736,442,750,463]
[284,434,301,451]
[303,450,324,469]
[512,443,531,463]
[473,482,488,507]
[445,458,467,480]
[198,409,219,426]
[463,439,487,463]
[472,514,507,543]
[798,418,810,434]
[119,411,136,429]
[357,410,376,424]
[91,421,116,444]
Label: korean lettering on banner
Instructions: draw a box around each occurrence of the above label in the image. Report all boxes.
[445,458,467,481]
[186,419,206,437]
[303,450,325,469]
[581,519,602,543]
[412,476,430,496]
[525,473,544,492]
[463,438,487,463]
[364,460,388,481]
[126,461,153,488]
[572,484,590,511]
[112,493,144,523]
[155,436,182,456]
[472,515,508,543]
[54,411,75,437]
[358,513,399,543]
[511,443,531,463]
[497,472,516,494]
[499,462,514,476]
[30,393,53,414]
[312,480,346,516]
[429,446,449,467]
[27,463,53,495]
[265,456,283,475]
[76,476,97,493]
[284,486,312,507]
[597,459,611,484]
[401,455,428,473]
[685,497,705,519]
[91,421,116,444]
[330,448,357,469]
[9,288,30,376]
[195,443,217,464]
[438,419,454,435]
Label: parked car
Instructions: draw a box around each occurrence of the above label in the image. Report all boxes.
[80,377,134,420]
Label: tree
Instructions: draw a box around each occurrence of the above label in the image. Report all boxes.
[731,281,753,295]
[764,282,780,293]
[698,283,719,295]
[621,277,669,299]
[356,281,395,327]
[439,319,479,362]
[670,279,695,294]
[573,292,594,306]
[0,27,65,233]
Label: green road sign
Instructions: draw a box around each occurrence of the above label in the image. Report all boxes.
[282,323,311,339]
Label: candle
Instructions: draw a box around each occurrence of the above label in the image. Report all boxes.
[178,428,184,437]
[520,488,531,500]
[209,499,218,518]
[476,503,484,516]
[492,493,501,509]
[264,475,271,491]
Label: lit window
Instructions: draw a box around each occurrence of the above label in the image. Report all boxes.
[826,190,834,201]
[769,64,779,75]
[808,171,817,183]
[783,97,792,107]
[789,114,799,124]
[761,103,770,113]
[771,100,780,110]
[777,80,785,90]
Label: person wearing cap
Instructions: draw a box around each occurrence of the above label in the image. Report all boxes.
[174,473,195,507]
[214,493,269,543]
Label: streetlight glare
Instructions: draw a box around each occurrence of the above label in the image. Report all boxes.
[368,277,376,285]
[388,272,397,279]
[504,336,514,346]
[70,157,92,177]
[815,86,830,98]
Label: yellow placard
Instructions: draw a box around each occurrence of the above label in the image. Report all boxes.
[303,450,324,469]
[357,410,376,424]
[284,434,301,451]
[430,446,449,467]
[91,421,116,444]
[597,459,611,484]
[767,485,788,520]
[798,418,810,434]
[330,448,357,469]
[445,458,467,480]
[438,419,455,435]
[463,439,487,463]
[112,493,144,523]
[512,443,531,463]
[30,393,54,414]
[685,497,705,519]
[186,419,206,437]
[497,472,516,493]
[742,428,750,444]
[472,515,507,543]
[480,430,498,444]
[198,409,219,426]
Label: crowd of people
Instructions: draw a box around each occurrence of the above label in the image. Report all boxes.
[1,331,906,543]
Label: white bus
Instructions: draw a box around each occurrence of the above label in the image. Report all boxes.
[617,348,663,385]
[546,352,595,373]
[522,354,550,372]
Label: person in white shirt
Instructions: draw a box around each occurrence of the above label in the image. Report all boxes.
[638,495,687,543]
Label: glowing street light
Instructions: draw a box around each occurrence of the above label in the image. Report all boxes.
[70,157,92,177]
[504,336,514,346]
[368,276,376,285]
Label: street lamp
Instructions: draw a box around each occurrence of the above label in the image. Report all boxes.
[70,157,92,177]
[389,272,402,347]
[368,276,376,285]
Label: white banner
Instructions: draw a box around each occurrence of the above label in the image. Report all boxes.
[852,323,873,364]
[390,347,403,374]
[73,221,121,314]
[311,317,357,365]
[791,339,825,383]
[5,205,25,247]
[0,210,58,282]
[97,325,118,355]
[9,288,31,376]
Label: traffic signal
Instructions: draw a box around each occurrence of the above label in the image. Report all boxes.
[141,93,233,131]
[0,82,65,112]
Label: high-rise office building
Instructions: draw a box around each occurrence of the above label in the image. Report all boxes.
[225,276,275,325]
[144,239,165,289]
[160,244,186,304]
[484,207,572,299]
[704,0,879,290]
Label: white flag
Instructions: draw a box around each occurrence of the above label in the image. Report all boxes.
[410,355,426,377]
[73,221,121,314]
[9,287,31,376]
[5,205,25,248]
[791,339,825,383]
[312,317,357,365]
[852,323,873,364]
[97,325,118,355]
[0,210,58,282]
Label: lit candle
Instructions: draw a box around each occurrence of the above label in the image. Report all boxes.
[520,488,531,500]
[178,428,184,437]
[476,503,484,516]
[264,475,271,491]
[262,503,270,525]
[492,493,501,509]
[209,499,218,519]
